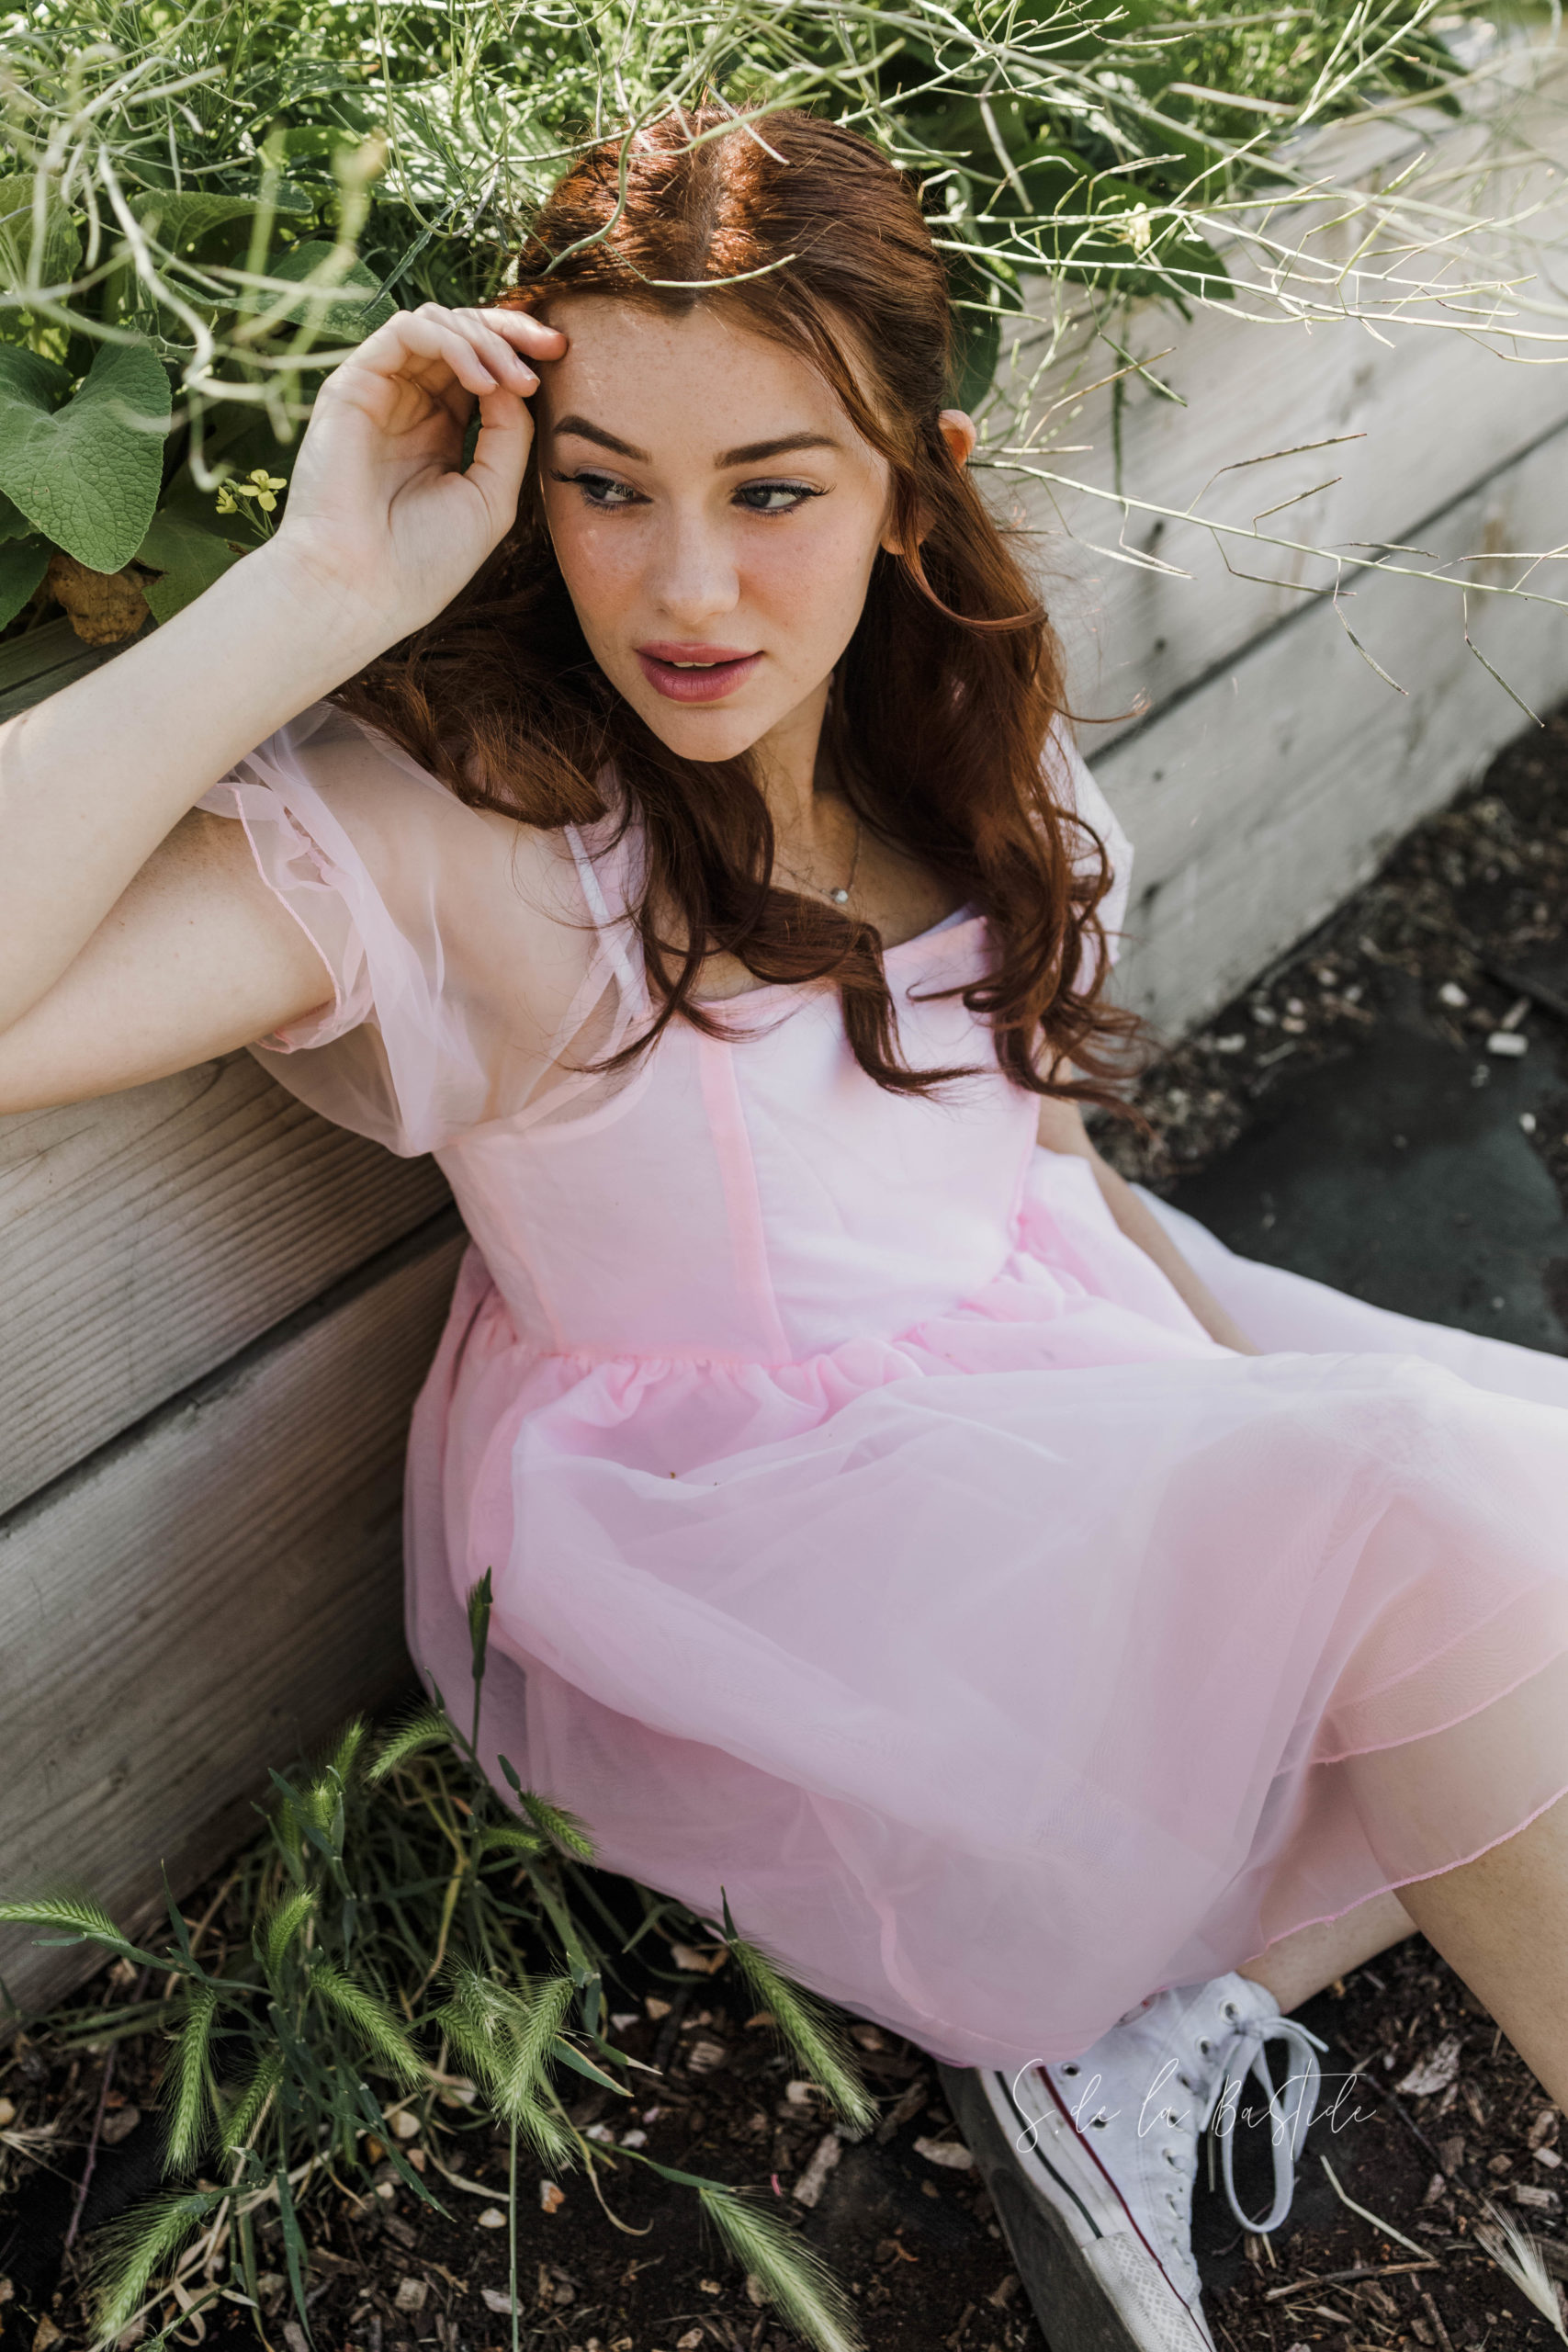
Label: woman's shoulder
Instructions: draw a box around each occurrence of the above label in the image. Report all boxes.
[238,699,589,923]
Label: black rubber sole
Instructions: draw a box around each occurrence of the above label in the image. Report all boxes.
[938,2060,1159,2352]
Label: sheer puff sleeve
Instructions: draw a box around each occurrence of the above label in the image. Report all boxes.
[198,703,604,1157]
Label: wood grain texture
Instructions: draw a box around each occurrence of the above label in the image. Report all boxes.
[0,1221,464,2017]
[0,1054,450,1516]
[1096,413,1568,1039]
[0,616,139,720]
[991,56,1568,748]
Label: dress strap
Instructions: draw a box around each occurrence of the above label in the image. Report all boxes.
[562,810,652,1022]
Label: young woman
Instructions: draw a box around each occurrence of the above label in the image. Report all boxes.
[3,108,1565,2352]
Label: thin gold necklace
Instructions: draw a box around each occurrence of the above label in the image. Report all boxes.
[780,800,863,908]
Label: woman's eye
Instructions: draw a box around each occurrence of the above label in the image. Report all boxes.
[549,469,643,510]
[736,481,823,515]
[547,471,823,516]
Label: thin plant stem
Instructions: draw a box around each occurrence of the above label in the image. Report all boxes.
[509,2113,521,2352]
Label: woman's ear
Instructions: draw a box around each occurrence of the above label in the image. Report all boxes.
[882,409,980,552]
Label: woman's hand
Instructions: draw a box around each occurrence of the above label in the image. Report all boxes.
[0,299,562,1072]
[274,301,567,640]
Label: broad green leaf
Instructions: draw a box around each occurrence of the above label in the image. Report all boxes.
[130,187,310,254]
[0,340,171,573]
[135,505,244,623]
[0,485,38,542]
[0,537,49,629]
[0,172,82,291]
[0,347,69,409]
[263,241,396,345]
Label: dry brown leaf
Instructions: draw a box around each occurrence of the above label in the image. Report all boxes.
[669,1941,728,1973]
[1394,2035,1462,2098]
[45,552,150,645]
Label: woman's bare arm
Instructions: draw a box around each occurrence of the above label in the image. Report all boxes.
[0,803,341,1112]
[1035,1094,1260,1354]
[0,300,563,1114]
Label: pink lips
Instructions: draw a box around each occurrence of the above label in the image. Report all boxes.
[636,642,762,704]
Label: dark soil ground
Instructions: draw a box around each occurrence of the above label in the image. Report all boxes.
[3,708,1566,2352]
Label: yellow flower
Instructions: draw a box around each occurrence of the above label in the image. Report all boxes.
[248,469,287,492]
[214,484,238,514]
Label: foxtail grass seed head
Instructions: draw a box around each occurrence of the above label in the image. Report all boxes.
[720,1897,875,2133]
[367,1705,455,1783]
[163,1981,220,2170]
[310,1960,427,2086]
[1476,2203,1568,2342]
[260,1884,315,1977]
[518,1788,597,1860]
[0,1892,145,1958]
[326,1714,369,1787]
[479,1819,549,1860]
[498,1971,576,2109]
[85,2188,229,2343]
[220,2047,284,2156]
[698,2186,867,2352]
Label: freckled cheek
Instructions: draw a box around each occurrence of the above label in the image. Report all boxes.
[741,521,878,644]
[547,514,644,634]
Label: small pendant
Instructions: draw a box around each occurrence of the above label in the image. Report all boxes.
[830,887,850,905]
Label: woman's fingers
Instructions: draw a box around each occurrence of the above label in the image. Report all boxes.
[341,310,495,401]
[470,303,569,360]
[464,379,536,532]
[408,303,536,395]
[352,301,565,405]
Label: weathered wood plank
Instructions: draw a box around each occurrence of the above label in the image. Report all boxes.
[0,1056,450,1516]
[0,1219,465,2016]
[994,54,1568,746]
[0,616,143,720]
[1094,410,1568,1039]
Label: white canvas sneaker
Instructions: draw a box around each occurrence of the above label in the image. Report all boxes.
[939,1973,1327,2352]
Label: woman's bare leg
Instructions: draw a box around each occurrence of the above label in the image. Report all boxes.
[1394,1792,1568,2109]
[1237,1890,1419,2013]
[1234,1793,1568,2107]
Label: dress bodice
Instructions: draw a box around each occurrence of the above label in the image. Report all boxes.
[440,900,1038,1366]
[198,700,1133,1373]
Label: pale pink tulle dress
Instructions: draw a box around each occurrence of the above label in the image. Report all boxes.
[202,703,1568,2075]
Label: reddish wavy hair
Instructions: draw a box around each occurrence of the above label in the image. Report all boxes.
[335,104,1139,1105]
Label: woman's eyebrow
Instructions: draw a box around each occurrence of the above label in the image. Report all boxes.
[554,416,650,461]
[719,430,842,465]
[553,416,843,467]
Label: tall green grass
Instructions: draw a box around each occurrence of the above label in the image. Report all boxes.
[1,1581,881,2350]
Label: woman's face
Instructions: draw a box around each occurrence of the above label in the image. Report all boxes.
[533,296,971,774]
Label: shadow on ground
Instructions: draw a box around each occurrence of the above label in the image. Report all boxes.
[1170,962,1567,1354]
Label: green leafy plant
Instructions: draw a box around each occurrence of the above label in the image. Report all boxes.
[0,1577,879,2352]
[0,0,1532,657]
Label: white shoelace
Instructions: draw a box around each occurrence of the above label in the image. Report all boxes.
[1205,2010,1328,2233]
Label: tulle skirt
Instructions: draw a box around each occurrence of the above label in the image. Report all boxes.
[405,1151,1568,2071]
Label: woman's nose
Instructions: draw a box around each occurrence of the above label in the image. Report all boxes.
[644,509,739,627]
